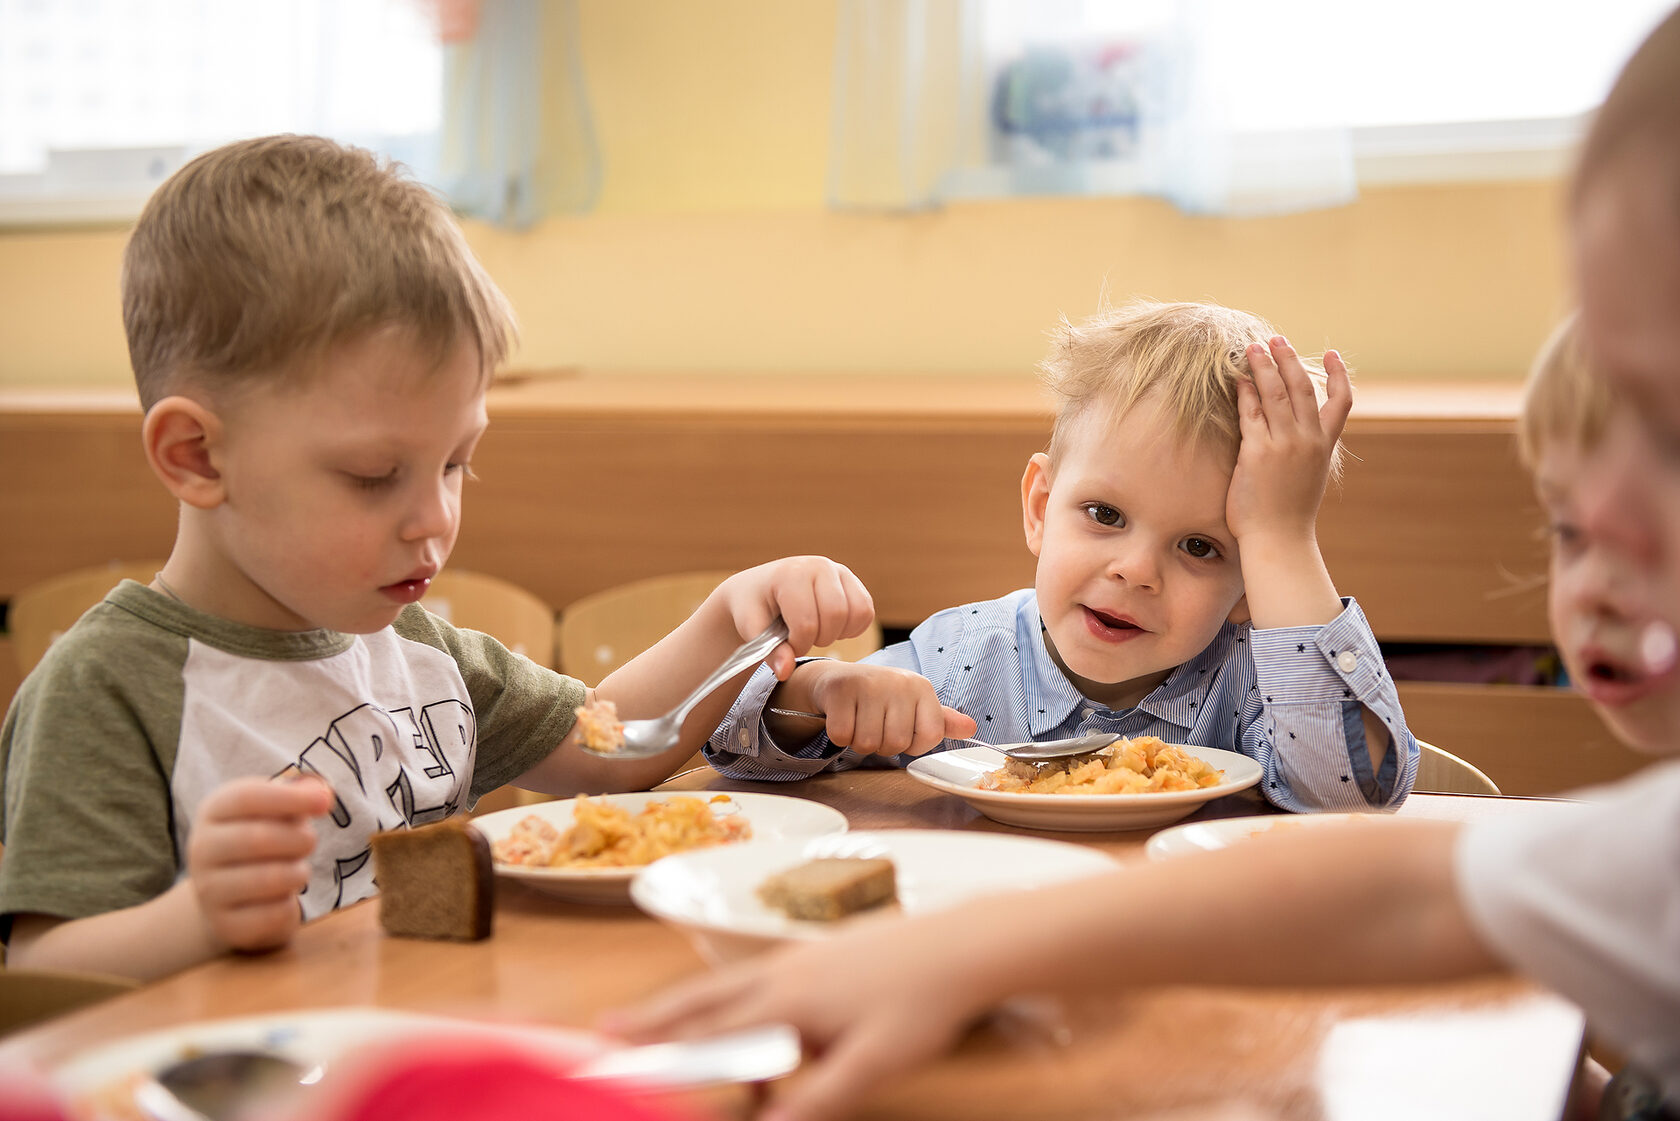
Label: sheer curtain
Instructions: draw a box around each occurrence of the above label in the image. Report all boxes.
[437,0,601,228]
[828,0,1357,216]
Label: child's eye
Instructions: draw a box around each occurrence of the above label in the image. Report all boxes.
[446,461,479,481]
[1083,503,1124,527]
[347,469,398,490]
[1180,536,1220,559]
[1548,521,1583,552]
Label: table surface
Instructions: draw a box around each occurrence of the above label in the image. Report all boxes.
[1,770,1586,1121]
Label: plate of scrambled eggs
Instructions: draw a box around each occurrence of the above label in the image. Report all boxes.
[473,792,847,904]
[906,738,1262,831]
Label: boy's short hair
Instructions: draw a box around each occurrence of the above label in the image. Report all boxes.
[1038,299,1344,478]
[1517,314,1611,468]
[123,134,516,410]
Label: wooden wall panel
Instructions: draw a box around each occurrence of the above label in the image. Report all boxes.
[0,378,1546,642]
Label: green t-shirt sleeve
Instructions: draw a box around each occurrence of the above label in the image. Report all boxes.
[0,608,185,937]
[392,605,586,799]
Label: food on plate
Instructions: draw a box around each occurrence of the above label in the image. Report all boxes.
[757,857,898,921]
[978,735,1224,795]
[491,795,751,869]
[574,696,626,752]
[370,818,493,941]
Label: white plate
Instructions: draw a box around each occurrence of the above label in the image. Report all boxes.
[472,791,848,904]
[631,828,1116,964]
[906,744,1263,832]
[1144,811,1386,860]
[51,1007,605,1119]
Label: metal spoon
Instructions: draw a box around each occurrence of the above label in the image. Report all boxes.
[766,706,1122,761]
[599,619,793,758]
[138,1023,802,1120]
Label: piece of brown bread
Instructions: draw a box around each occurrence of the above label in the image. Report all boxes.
[371,818,493,941]
[757,857,897,921]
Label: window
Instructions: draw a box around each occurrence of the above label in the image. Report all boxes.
[0,0,442,223]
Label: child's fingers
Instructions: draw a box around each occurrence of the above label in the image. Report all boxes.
[765,1026,915,1121]
[201,775,334,823]
[196,857,312,908]
[1246,341,1293,427]
[1268,335,1319,425]
[208,898,303,952]
[822,701,858,750]
[1235,372,1268,441]
[1319,348,1354,438]
[601,969,759,1043]
[195,817,318,867]
[941,706,979,741]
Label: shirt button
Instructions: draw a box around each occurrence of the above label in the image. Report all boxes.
[1081,707,1094,719]
[1336,650,1358,673]
[738,729,751,747]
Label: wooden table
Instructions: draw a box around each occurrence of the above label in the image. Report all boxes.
[0,771,1586,1121]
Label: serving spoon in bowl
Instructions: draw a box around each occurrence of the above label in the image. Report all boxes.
[766,706,1122,762]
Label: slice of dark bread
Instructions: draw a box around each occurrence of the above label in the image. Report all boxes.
[757,857,897,921]
[371,818,493,941]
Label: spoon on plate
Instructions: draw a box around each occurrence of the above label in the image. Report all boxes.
[137,1023,803,1121]
[766,706,1122,762]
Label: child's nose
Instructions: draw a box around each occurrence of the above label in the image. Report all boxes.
[1107,541,1161,588]
[400,478,457,543]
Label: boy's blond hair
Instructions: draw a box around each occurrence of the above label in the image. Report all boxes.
[122,134,516,410]
[1517,314,1611,468]
[1038,300,1344,478]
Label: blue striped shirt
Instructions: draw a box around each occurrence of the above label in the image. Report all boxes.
[705,589,1417,811]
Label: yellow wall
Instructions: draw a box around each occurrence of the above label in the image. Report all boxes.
[0,0,1571,389]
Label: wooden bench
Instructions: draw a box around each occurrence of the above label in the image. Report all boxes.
[0,374,1646,795]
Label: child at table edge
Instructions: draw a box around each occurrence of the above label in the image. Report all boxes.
[705,299,1418,812]
[0,135,874,982]
[612,30,1680,1100]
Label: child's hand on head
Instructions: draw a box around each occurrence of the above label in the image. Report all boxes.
[718,556,875,679]
[805,661,977,757]
[1227,337,1353,546]
[187,773,333,953]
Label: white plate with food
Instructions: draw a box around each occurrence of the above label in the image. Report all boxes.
[630,829,1116,964]
[1144,811,1390,860]
[906,742,1263,832]
[472,791,848,904]
[51,1007,607,1121]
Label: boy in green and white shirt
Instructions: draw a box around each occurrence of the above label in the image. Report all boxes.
[0,135,873,981]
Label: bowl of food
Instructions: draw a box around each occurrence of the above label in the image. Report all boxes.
[472,791,847,904]
[906,737,1263,832]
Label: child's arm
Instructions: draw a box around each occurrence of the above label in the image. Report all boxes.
[7,776,332,982]
[515,557,877,794]
[1230,338,1392,774]
[607,820,1499,1121]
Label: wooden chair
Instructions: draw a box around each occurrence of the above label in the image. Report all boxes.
[9,559,166,677]
[1416,740,1501,796]
[425,568,557,668]
[556,570,883,682]
[0,967,138,1037]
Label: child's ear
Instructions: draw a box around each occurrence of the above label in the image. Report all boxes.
[1227,594,1251,625]
[142,396,226,509]
[1021,452,1052,557]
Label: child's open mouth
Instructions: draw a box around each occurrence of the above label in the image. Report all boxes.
[1577,643,1669,706]
[1082,606,1145,642]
